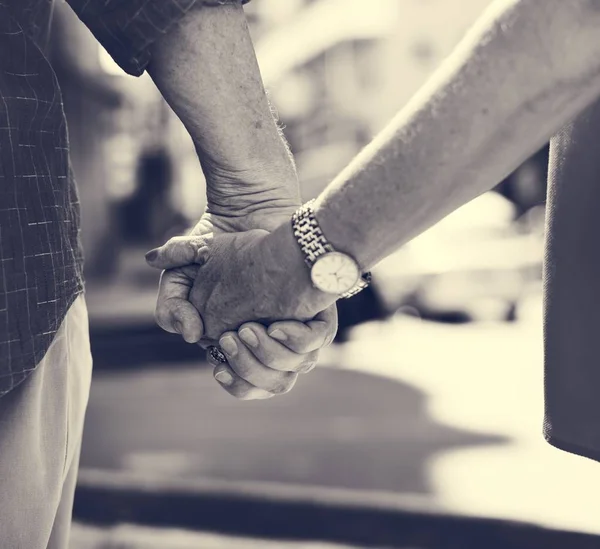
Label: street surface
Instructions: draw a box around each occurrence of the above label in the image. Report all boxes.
[81,290,600,538]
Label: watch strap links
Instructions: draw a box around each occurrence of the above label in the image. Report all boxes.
[291,199,334,268]
[292,199,372,299]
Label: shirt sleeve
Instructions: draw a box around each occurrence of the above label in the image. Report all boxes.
[66,0,251,77]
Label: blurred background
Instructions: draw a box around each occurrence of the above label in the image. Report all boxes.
[49,1,600,547]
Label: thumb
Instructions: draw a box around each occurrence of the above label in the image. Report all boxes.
[267,304,338,353]
[155,270,205,343]
[145,235,211,269]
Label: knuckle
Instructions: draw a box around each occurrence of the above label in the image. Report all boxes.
[297,352,319,374]
[238,388,269,401]
[269,374,297,395]
[227,388,250,400]
[261,355,279,370]
[323,331,336,347]
[236,369,262,388]
[226,359,251,379]
[170,300,187,318]
[298,360,316,374]
[269,384,287,395]
[291,339,312,354]
[154,307,171,332]
[185,240,198,258]
[315,328,333,349]
[218,380,250,400]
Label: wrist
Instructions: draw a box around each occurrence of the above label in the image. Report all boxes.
[204,164,301,220]
[148,1,298,196]
[259,220,336,319]
[196,129,297,180]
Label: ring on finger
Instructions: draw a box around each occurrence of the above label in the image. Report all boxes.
[208,345,228,364]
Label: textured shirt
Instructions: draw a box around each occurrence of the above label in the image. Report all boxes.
[0,0,247,396]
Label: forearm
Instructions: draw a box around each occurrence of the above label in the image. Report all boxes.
[311,0,600,270]
[146,3,298,209]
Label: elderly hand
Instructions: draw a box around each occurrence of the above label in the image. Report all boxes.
[145,146,336,399]
[147,227,338,400]
[151,225,336,342]
[209,306,337,400]
[145,199,300,345]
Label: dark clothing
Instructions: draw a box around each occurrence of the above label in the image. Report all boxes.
[0,0,246,396]
[544,97,600,463]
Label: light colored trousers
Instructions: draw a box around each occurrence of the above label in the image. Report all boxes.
[0,295,93,548]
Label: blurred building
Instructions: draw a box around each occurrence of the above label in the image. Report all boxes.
[51,2,203,280]
[249,0,495,198]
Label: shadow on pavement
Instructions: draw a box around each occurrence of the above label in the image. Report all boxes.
[80,328,600,547]
[81,366,505,495]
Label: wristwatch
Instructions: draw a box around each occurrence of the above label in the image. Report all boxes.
[291,199,371,299]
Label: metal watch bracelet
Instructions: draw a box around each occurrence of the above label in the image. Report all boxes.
[291,199,371,299]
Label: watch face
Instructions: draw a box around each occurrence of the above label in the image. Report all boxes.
[311,252,360,294]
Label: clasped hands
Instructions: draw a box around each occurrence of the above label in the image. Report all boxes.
[145,191,338,400]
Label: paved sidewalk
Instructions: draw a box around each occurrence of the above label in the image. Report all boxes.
[81,303,600,539]
[81,363,496,496]
[335,310,600,536]
[83,253,600,538]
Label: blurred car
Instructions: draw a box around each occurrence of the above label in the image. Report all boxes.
[370,191,544,325]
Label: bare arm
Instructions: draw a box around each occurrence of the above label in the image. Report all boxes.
[66,0,300,217]
[146,3,299,216]
[149,0,600,342]
[211,0,600,322]
[299,0,600,271]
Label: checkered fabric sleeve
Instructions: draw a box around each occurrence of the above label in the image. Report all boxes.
[66,0,251,77]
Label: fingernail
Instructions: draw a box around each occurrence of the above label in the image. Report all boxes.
[214,370,234,386]
[239,328,259,348]
[145,248,159,262]
[269,329,287,342]
[220,336,238,357]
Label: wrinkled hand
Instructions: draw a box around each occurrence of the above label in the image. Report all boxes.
[146,188,337,399]
[196,229,331,341]
[147,167,322,342]
[209,306,337,400]
[148,230,338,399]
[146,204,300,345]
